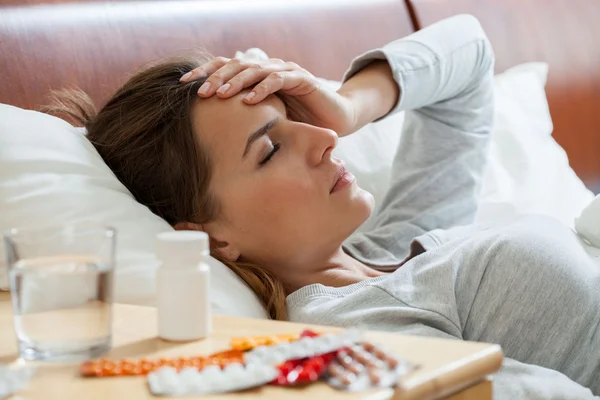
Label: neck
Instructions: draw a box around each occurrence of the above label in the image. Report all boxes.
[286,247,387,294]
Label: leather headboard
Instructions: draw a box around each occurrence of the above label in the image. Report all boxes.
[408,0,600,189]
[0,0,413,110]
[3,0,598,187]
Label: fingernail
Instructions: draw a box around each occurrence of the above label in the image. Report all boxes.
[180,71,193,82]
[198,82,211,95]
[245,91,256,102]
[217,83,231,95]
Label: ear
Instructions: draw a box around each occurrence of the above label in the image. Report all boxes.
[175,221,241,262]
[210,238,241,262]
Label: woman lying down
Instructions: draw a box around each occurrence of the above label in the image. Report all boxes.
[48,14,599,399]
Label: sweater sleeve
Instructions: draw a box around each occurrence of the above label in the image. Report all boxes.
[341,14,495,267]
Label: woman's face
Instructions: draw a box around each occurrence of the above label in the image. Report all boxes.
[191,90,374,275]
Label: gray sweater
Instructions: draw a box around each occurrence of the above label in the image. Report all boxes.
[287,15,600,399]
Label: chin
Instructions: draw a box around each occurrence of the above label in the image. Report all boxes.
[349,186,375,226]
[328,184,375,244]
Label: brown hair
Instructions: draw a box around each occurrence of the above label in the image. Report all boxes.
[42,53,287,320]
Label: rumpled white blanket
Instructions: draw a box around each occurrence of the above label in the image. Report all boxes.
[576,195,600,251]
[574,195,600,272]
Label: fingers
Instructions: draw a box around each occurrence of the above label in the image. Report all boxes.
[215,66,281,99]
[179,56,229,83]
[202,59,290,99]
[180,56,309,100]
[210,61,270,98]
[243,70,314,104]
[197,59,264,97]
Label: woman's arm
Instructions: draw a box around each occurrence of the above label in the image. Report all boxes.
[341,14,494,129]
[336,61,399,134]
[342,14,495,265]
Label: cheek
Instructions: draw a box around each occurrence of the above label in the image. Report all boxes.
[228,170,319,228]
[249,176,314,218]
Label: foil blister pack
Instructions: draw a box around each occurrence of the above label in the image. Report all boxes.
[147,363,279,396]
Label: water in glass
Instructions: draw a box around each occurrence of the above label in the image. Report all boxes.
[10,255,113,362]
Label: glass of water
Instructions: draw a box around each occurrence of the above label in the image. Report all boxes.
[3,225,115,362]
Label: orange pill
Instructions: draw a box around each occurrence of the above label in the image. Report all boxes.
[140,361,155,374]
[121,361,136,376]
[102,363,116,372]
[212,358,225,366]
[132,365,143,375]
[181,358,195,368]
[191,357,205,369]
[218,359,233,368]
[230,339,246,348]
[264,336,278,345]
[231,349,246,357]
[79,362,97,377]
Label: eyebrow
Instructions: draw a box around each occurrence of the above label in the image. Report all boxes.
[242,117,279,158]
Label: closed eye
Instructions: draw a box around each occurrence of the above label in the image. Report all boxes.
[259,143,280,166]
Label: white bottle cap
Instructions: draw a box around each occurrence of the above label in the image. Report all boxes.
[156,231,209,268]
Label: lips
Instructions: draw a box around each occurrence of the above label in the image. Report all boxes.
[330,163,355,194]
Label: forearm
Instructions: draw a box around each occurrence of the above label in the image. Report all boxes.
[336,60,399,134]
[341,15,494,126]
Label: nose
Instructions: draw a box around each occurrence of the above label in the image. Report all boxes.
[296,123,338,167]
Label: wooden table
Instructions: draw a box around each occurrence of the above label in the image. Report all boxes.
[0,293,502,400]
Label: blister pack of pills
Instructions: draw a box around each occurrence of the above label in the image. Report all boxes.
[326,342,418,391]
[244,328,363,366]
[147,363,280,396]
[230,333,300,351]
[80,349,244,377]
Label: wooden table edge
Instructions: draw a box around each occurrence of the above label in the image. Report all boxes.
[393,345,503,400]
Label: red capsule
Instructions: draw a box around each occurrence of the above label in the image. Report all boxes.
[300,329,319,338]
[286,368,300,384]
[271,351,338,386]
[297,366,320,382]
[322,353,334,362]
[303,357,325,372]
[278,361,297,376]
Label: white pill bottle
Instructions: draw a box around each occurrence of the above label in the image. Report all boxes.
[155,231,212,341]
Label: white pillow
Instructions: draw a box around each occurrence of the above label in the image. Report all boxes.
[476,62,594,227]
[0,60,593,319]
[0,105,268,318]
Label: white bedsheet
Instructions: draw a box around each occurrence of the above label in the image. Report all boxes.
[576,195,600,249]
